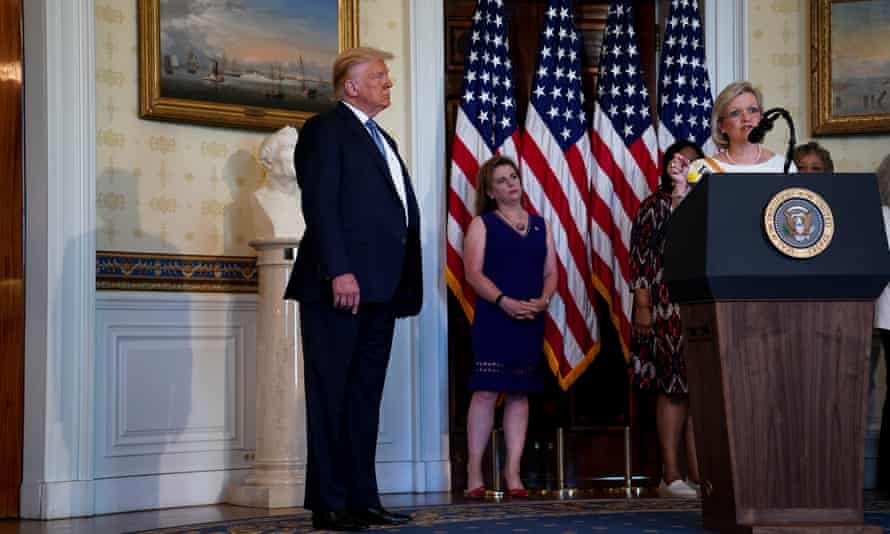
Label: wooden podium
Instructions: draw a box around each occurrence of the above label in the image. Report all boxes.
[663,173,890,534]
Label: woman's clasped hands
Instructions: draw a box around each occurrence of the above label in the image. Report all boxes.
[498,295,549,320]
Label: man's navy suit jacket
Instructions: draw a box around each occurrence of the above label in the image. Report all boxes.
[284,102,422,318]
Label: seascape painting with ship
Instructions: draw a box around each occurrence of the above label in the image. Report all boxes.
[157,0,337,114]
[830,0,890,117]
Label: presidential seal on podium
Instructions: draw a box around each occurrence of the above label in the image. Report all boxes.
[764,187,835,259]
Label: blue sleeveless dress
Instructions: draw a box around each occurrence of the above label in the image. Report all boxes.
[468,211,547,393]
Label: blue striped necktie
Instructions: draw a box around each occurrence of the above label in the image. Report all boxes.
[366,119,387,156]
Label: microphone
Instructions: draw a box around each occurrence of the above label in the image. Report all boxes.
[746,115,775,144]
[746,107,796,174]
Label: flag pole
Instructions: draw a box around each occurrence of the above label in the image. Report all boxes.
[555,427,576,497]
[486,429,504,499]
[624,425,633,497]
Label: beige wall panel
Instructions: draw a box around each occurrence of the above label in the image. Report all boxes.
[747,0,890,172]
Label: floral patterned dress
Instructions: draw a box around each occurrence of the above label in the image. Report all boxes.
[629,189,687,395]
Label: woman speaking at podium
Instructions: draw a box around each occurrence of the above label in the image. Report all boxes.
[635,80,798,500]
[669,81,798,178]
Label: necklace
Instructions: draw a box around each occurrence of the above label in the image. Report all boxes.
[724,144,761,166]
[496,208,527,232]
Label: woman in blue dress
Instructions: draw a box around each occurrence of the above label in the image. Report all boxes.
[462,156,558,497]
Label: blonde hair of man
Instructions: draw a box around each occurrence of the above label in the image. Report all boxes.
[332,47,394,100]
[710,80,764,150]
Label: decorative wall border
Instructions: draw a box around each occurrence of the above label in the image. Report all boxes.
[97,251,258,293]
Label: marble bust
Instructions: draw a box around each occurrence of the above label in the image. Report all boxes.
[252,125,305,240]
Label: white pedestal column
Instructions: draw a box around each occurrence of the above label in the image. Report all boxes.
[228,238,305,508]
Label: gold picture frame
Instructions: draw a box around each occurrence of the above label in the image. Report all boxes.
[811,0,890,135]
[138,0,358,131]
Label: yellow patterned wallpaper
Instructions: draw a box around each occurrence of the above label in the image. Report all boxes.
[102,1,890,254]
[747,0,890,172]
[95,1,410,256]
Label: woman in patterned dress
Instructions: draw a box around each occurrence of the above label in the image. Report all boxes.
[630,140,704,499]
[462,156,558,498]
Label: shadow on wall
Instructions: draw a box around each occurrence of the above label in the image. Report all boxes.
[222,148,265,255]
[94,164,195,512]
[91,141,276,512]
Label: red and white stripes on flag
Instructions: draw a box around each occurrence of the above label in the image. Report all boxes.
[589,1,660,358]
[520,0,599,390]
[446,0,520,320]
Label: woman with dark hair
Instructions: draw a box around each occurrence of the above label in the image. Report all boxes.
[793,141,834,173]
[462,155,558,498]
[630,140,705,498]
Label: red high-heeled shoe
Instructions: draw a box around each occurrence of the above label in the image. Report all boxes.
[507,488,528,498]
[463,486,486,498]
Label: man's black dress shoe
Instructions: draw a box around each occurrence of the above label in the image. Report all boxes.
[352,506,413,525]
[311,510,367,531]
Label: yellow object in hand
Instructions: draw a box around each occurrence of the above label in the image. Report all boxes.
[686,161,710,184]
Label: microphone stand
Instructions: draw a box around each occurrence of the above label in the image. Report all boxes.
[747,107,796,174]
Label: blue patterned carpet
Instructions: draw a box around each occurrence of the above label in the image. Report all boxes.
[132,499,890,533]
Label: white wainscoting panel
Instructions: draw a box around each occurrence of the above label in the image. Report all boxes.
[93,471,247,516]
[375,319,416,492]
[112,328,239,450]
[94,290,425,513]
[95,292,257,485]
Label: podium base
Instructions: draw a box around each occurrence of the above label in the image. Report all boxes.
[227,481,304,508]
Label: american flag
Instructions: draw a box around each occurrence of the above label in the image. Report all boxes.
[589,0,660,359]
[446,0,520,320]
[520,0,599,390]
[656,0,715,153]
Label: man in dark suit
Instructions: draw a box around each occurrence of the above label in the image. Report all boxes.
[284,47,422,532]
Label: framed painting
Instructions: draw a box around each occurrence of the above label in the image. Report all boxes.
[139,0,358,131]
[811,0,890,135]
